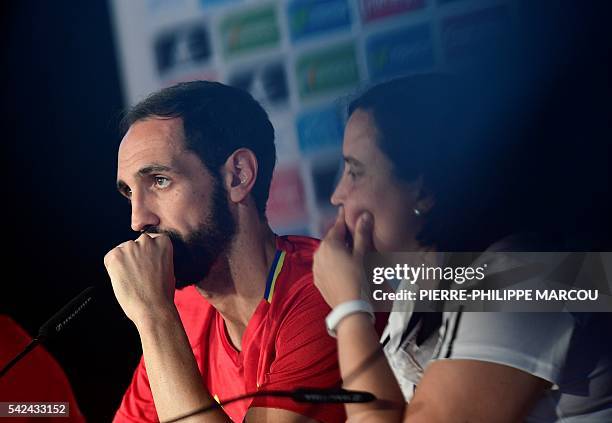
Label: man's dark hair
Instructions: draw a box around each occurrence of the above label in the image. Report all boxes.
[121,80,276,218]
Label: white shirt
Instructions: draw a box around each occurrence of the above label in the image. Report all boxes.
[433,311,612,422]
[380,237,612,421]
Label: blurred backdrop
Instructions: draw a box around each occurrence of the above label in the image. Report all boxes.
[111,0,529,236]
[1,0,611,421]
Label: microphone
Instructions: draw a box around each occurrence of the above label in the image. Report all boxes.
[292,388,375,403]
[37,286,95,341]
[0,286,95,378]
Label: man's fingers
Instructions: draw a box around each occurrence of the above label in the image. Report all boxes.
[136,232,151,243]
[136,232,169,247]
[354,212,374,257]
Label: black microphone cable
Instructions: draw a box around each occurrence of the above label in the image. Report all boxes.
[0,286,95,378]
[161,388,376,423]
[161,343,390,423]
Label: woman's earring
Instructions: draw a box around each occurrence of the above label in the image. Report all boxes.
[413,208,421,216]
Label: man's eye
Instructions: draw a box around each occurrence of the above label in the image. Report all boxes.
[154,176,171,188]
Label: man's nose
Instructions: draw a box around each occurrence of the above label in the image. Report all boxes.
[130,194,160,232]
[330,176,346,207]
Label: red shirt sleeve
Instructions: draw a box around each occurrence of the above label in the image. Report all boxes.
[249,278,346,422]
[113,357,159,423]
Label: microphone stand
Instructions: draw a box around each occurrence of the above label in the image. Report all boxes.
[0,338,41,378]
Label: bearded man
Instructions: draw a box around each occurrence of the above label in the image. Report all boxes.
[105,81,344,423]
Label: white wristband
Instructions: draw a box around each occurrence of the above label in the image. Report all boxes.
[326,300,375,338]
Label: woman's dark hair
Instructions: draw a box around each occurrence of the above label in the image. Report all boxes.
[347,74,526,251]
[121,80,276,218]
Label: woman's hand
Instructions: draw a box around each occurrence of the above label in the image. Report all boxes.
[313,206,374,309]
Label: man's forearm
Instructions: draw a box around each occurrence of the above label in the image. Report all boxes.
[135,306,231,423]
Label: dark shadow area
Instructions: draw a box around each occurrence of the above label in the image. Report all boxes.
[1,1,139,421]
[0,1,610,421]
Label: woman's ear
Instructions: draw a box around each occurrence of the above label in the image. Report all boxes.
[223,148,258,204]
[411,176,435,216]
[416,192,435,215]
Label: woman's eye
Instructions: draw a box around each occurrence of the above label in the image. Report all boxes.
[154,176,171,188]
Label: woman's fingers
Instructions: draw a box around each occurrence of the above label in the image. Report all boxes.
[354,212,374,258]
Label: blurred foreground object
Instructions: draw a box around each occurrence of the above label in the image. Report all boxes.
[0,315,86,422]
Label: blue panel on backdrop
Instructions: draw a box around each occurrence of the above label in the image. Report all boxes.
[288,0,352,42]
[297,104,343,154]
[200,0,241,8]
[366,24,434,81]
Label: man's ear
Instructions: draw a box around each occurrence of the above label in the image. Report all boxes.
[223,148,258,204]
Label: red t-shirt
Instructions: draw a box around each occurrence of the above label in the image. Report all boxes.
[114,236,346,422]
[0,315,86,422]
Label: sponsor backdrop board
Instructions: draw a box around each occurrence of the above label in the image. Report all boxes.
[110,0,517,237]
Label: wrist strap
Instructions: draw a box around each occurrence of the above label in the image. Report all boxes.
[326,300,375,338]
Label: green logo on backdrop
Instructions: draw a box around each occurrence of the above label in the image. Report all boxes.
[296,42,359,99]
[220,4,280,57]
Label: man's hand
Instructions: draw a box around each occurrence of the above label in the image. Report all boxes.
[313,206,374,309]
[104,233,176,325]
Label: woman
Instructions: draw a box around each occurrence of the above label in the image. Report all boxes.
[313,74,612,422]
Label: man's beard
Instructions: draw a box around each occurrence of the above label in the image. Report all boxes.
[146,180,237,289]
